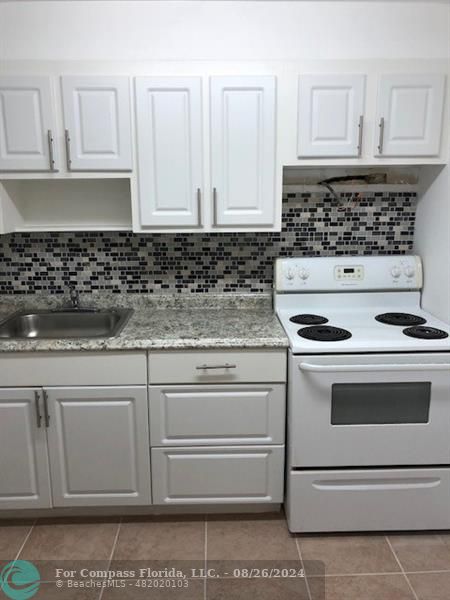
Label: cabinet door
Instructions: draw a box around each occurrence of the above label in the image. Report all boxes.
[46,386,151,507]
[0,388,52,509]
[0,76,56,172]
[61,76,132,170]
[375,74,446,157]
[297,74,366,158]
[152,445,284,504]
[210,76,276,227]
[135,77,203,227]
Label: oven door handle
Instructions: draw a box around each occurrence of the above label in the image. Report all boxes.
[299,362,450,373]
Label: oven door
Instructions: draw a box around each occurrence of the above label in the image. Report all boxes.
[289,353,450,467]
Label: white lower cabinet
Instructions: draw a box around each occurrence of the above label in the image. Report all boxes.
[152,445,284,505]
[148,350,287,507]
[0,349,286,512]
[0,388,52,509]
[46,386,151,507]
[0,384,152,511]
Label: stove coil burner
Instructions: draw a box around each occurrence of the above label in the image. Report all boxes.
[375,313,427,326]
[297,325,352,342]
[403,326,449,340]
[289,314,329,325]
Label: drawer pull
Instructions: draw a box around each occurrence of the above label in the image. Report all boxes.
[196,363,237,370]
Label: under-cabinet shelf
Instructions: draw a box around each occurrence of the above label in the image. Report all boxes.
[0,178,132,234]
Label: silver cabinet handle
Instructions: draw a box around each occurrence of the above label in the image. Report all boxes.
[34,391,42,428]
[377,117,385,154]
[357,115,364,157]
[196,363,237,370]
[212,187,218,227]
[43,389,50,427]
[197,188,202,226]
[47,130,57,172]
[64,129,72,170]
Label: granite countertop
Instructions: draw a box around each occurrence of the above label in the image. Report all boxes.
[0,293,289,352]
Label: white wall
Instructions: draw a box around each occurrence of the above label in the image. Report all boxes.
[414,165,450,321]
[0,1,449,61]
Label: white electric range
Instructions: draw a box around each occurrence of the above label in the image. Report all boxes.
[274,255,450,533]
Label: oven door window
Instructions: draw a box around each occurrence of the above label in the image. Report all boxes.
[331,382,431,425]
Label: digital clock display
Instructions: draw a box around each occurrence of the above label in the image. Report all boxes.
[344,268,354,273]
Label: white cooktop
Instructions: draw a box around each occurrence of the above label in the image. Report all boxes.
[277,294,450,354]
[274,256,450,354]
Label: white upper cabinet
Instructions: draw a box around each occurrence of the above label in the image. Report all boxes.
[297,74,366,158]
[374,74,446,157]
[210,76,276,227]
[135,77,203,227]
[134,75,278,231]
[61,76,132,171]
[0,76,56,172]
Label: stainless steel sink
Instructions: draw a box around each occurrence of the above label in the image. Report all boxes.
[0,308,133,339]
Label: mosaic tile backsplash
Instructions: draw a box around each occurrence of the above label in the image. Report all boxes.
[0,191,417,294]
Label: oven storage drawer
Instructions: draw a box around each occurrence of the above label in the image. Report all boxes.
[148,350,286,384]
[286,468,450,532]
[149,384,285,446]
[152,445,284,504]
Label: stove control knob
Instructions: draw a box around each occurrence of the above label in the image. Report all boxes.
[404,266,415,279]
[391,266,402,278]
[284,267,295,281]
[298,268,310,280]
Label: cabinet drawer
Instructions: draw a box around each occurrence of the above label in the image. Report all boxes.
[150,384,285,446]
[0,352,147,386]
[148,350,286,384]
[152,445,284,504]
[286,468,450,533]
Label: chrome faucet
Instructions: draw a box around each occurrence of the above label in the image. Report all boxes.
[68,284,80,309]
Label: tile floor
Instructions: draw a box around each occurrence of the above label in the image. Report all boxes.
[0,512,449,599]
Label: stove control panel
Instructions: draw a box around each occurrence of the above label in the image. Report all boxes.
[275,255,423,292]
[334,265,364,281]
